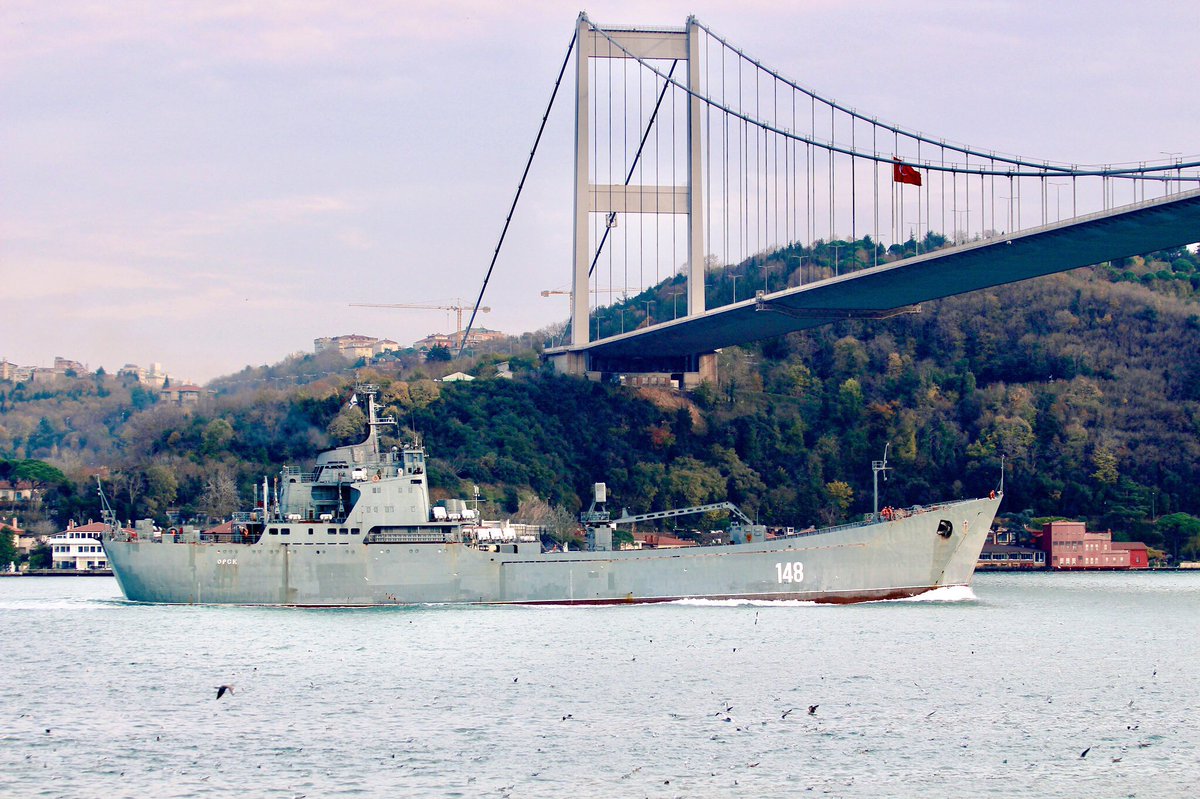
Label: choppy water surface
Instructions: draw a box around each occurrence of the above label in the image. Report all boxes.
[1,572,1197,798]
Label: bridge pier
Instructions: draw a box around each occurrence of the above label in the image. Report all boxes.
[547,350,717,391]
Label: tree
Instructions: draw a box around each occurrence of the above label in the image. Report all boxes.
[427,346,452,362]
[198,470,240,520]
[1155,513,1200,563]
[408,380,441,409]
[143,464,179,518]
[0,525,16,570]
[327,406,366,442]
[28,542,51,570]
[513,493,577,540]
[821,481,854,525]
[201,419,235,454]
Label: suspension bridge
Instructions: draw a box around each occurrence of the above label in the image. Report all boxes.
[463,13,1200,386]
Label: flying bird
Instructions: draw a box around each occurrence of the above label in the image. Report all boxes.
[808,705,819,716]
[781,708,796,719]
[1079,747,1090,759]
[215,685,235,700]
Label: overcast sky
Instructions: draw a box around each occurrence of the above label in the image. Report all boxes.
[3,1,1197,383]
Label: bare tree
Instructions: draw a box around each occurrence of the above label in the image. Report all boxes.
[199,469,240,521]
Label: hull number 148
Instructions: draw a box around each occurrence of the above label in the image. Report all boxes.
[775,561,804,583]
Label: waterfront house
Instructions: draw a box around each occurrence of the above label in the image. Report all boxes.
[1,516,44,556]
[1034,521,1148,570]
[977,543,1046,570]
[49,521,116,572]
[1110,541,1150,569]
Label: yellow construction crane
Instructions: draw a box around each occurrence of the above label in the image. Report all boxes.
[350,301,490,347]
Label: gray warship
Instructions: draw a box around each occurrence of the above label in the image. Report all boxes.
[102,387,1001,605]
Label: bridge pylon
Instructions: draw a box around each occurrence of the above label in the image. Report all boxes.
[548,14,715,390]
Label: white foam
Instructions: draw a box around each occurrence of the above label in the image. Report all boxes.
[0,599,114,611]
[885,585,978,603]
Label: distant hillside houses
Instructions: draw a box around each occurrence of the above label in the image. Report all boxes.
[1,356,89,383]
[314,334,402,359]
[0,481,43,504]
[117,362,171,385]
[414,328,506,352]
[160,384,207,407]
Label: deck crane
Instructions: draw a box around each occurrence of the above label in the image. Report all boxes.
[579,481,763,551]
[349,301,490,348]
[609,501,755,527]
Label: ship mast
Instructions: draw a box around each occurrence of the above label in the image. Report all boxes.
[872,443,891,522]
[356,383,396,456]
[95,476,120,538]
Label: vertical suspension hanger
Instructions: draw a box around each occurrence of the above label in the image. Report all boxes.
[829,102,835,243]
[873,122,879,268]
[723,41,730,276]
[850,111,857,244]
[940,143,946,244]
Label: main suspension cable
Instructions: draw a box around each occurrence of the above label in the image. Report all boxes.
[459,30,577,357]
[585,15,1200,180]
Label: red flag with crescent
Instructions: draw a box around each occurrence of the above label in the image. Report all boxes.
[893,159,922,187]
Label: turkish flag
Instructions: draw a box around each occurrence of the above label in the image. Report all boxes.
[893,160,922,187]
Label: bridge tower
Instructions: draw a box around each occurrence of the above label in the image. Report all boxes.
[550,14,716,388]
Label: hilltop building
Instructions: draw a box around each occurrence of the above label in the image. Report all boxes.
[160,384,205,407]
[0,481,42,504]
[1,357,91,383]
[117,362,175,386]
[314,335,402,359]
[53,357,86,375]
[414,328,506,352]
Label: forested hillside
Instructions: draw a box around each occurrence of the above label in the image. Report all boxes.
[3,241,1200,560]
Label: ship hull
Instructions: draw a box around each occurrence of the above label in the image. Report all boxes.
[104,497,1000,606]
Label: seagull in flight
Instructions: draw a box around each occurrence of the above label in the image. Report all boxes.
[215,685,235,700]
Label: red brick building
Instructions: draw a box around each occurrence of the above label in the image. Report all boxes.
[1111,541,1150,569]
[1035,521,1148,570]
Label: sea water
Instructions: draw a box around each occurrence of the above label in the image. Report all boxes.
[1,572,1196,798]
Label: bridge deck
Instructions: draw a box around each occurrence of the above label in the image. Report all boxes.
[552,188,1200,360]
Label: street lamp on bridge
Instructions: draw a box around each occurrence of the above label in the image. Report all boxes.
[1048,181,1069,223]
[669,289,684,320]
[1161,152,1182,195]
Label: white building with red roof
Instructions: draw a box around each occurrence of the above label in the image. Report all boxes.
[49,521,121,571]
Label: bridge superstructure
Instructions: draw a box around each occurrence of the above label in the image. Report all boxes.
[472,14,1200,385]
